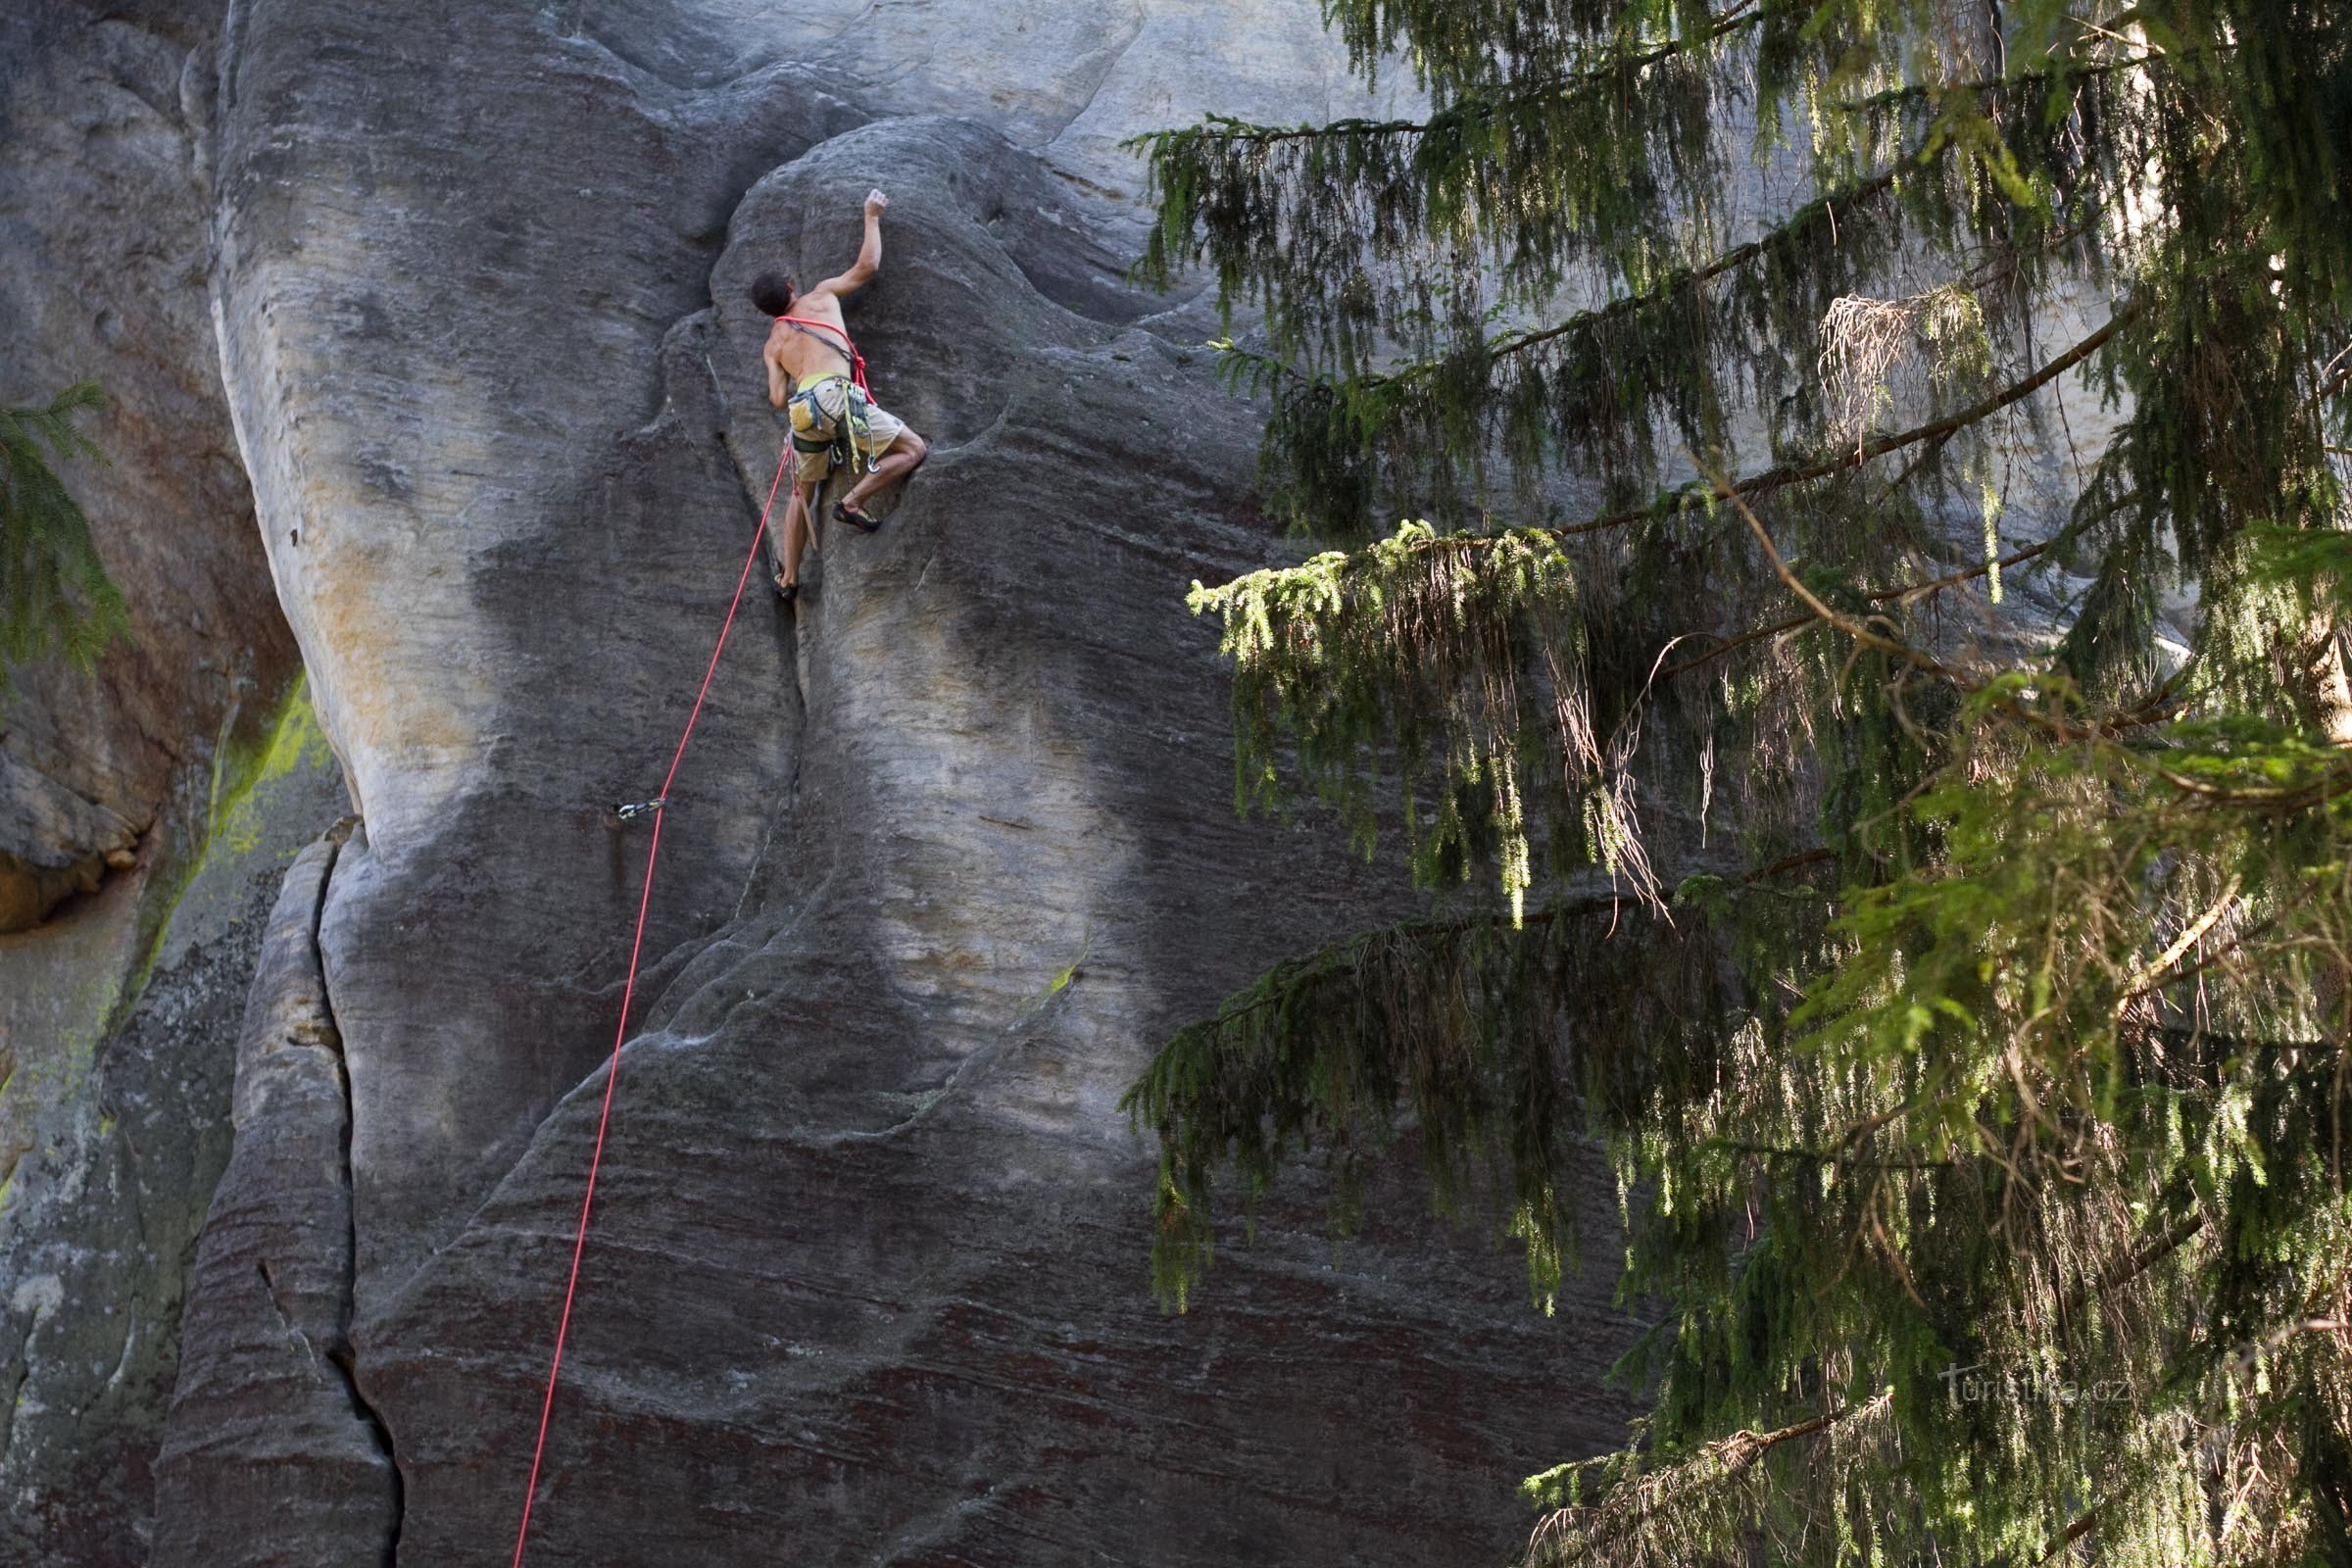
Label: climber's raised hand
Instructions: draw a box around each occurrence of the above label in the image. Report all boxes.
[808,192,888,295]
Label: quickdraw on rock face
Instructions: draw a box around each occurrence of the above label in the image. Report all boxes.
[514,305,889,1568]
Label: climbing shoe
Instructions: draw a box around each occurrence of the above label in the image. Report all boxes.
[834,500,881,533]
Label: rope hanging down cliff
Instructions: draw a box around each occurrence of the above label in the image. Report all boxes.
[507,443,791,1568]
[513,190,926,1563]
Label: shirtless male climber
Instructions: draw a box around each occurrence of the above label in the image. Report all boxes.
[751,188,929,604]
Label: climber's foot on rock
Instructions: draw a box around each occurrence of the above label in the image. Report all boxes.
[834,499,881,533]
[773,569,798,605]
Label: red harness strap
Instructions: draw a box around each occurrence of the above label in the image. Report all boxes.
[774,313,868,392]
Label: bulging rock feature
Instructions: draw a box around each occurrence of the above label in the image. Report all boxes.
[0,756,144,932]
[1,4,320,1559]
[12,1,1633,1562]
[207,110,1634,1564]
[0,0,301,927]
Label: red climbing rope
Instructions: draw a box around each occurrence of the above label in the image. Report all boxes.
[508,442,794,1568]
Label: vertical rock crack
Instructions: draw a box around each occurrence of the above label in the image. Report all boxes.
[308,819,406,1568]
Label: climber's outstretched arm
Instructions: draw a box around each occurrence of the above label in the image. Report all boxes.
[808,190,888,300]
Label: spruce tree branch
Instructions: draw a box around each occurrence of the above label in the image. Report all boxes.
[2118,883,2324,1004]
[1879,541,2052,606]
[1530,1390,1893,1563]
[1707,1138,1955,1170]
[1213,300,2145,603]
[1475,169,1900,362]
[1658,542,2054,681]
[2231,1316,2352,1374]
[1705,460,1960,681]
[2074,1212,2205,1312]
[1164,12,2183,157]
[1831,44,2194,115]
[1217,162,1906,397]
[2133,756,2352,810]
[2035,1500,2104,1565]
[1571,302,2144,539]
[1142,0,1767,149]
[1738,848,1836,885]
[1656,613,1815,679]
[1175,858,1822,1044]
[1703,451,2352,807]
[2115,874,2243,1007]
[1170,894,1619,1039]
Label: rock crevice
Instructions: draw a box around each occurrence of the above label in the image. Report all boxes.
[28,2,1628,1560]
[151,815,406,1568]
[286,115,1641,1565]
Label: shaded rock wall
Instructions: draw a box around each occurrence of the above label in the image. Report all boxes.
[339,122,1638,1565]
[1,3,333,1561]
[0,687,344,1565]
[10,1,1651,1562]
[150,819,402,1568]
[150,2,1637,1562]
[0,0,298,924]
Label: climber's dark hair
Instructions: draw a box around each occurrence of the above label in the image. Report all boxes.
[748,271,795,318]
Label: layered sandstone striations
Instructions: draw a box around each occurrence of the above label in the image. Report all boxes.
[8,2,1652,1563]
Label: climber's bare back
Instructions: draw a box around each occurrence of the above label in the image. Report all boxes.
[763,292,854,385]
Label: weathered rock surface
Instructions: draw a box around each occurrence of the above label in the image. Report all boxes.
[0,0,300,926]
[143,1,1637,1560]
[330,118,1639,1565]
[1,3,333,1560]
[0,689,344,1566]
[15,1,1647,1562]
[150,818,403,1568]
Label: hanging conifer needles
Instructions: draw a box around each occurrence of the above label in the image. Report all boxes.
[1126,0,2352,1560]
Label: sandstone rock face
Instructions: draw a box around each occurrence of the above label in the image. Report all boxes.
[1,4,334,1560]
[150,820,403,1568]
[0,688,344,1566]
[12,1,1650,1562]
[146,2,1631,1562]
[0,0,300,927]
[340,118,1634,1566]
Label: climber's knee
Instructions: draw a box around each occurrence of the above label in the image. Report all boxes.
[899,429,929,469]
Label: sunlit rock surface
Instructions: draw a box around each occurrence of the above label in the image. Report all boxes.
[8,1,1650,1563]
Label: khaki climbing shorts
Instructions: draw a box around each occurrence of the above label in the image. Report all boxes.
[790,373,907,485]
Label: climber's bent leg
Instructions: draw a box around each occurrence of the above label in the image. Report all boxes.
[836,426,929,529]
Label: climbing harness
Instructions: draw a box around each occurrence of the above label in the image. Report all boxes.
[787,371,882,477]
[775,314,881,477]
[509,442,795,1568]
